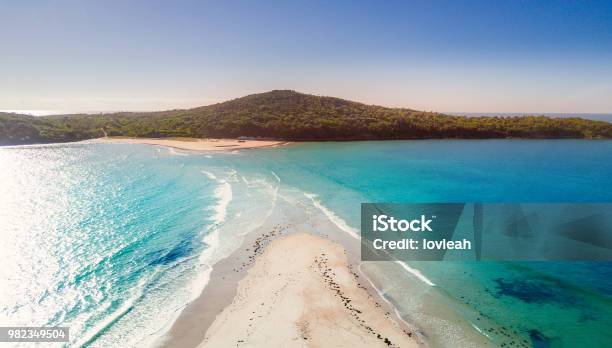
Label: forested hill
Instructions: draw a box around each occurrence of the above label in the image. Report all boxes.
[1,90,611,145]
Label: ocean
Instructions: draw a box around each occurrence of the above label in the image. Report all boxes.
[1,140,611,347]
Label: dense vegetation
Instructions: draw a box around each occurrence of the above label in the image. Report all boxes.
[1,90,611,145]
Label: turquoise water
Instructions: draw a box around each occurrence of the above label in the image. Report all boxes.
[0,144,278,346]
[253,140,612,347]
[1,140,611,347]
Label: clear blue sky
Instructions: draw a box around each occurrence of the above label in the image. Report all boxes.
[1,0,611,113]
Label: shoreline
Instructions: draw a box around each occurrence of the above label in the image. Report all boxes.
[85,139,503,347]
[2,138,610,151]
[159,186,425,348]
[159,221,291,347]
[157,182,497,348]
[87,137,290,151]
[92,138,499,347]
[2,137,605,347]
[199,232,420,347]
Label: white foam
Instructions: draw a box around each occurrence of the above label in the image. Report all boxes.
[226,169,238,183]
[197,175,232,265]
[395,261,435,287]
[302,192,435,288]
[74,274,152,347]
[304,192,360,240]
[201,170,217,180]
[167,147,189,156]
[270,170,281,182]
[211,182,232,224]
[357,263,417,331]
[470,322,491,339]
[144,177,234,346]
[238,178,279,236]
[138,263,215,347]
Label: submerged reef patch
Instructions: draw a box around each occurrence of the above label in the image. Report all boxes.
[492,278,575,306]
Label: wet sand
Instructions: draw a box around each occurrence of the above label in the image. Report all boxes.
[154,167,494,348]
[158,190,424,348]
[199,233,419,347]
[160,223,292,348]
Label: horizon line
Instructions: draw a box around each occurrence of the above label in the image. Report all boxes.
[2,91,612,117]
[4,109,612,117]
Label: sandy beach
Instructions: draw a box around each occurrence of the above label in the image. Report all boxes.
[89,137,287,151]
[199,233,419,348]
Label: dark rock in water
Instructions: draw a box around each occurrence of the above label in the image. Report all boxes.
[493,278,575,306]
[150,239,193,265]
[528,329,550,348]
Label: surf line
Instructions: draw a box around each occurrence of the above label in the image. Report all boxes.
[304,192,360,240]
[303,192,436,288]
